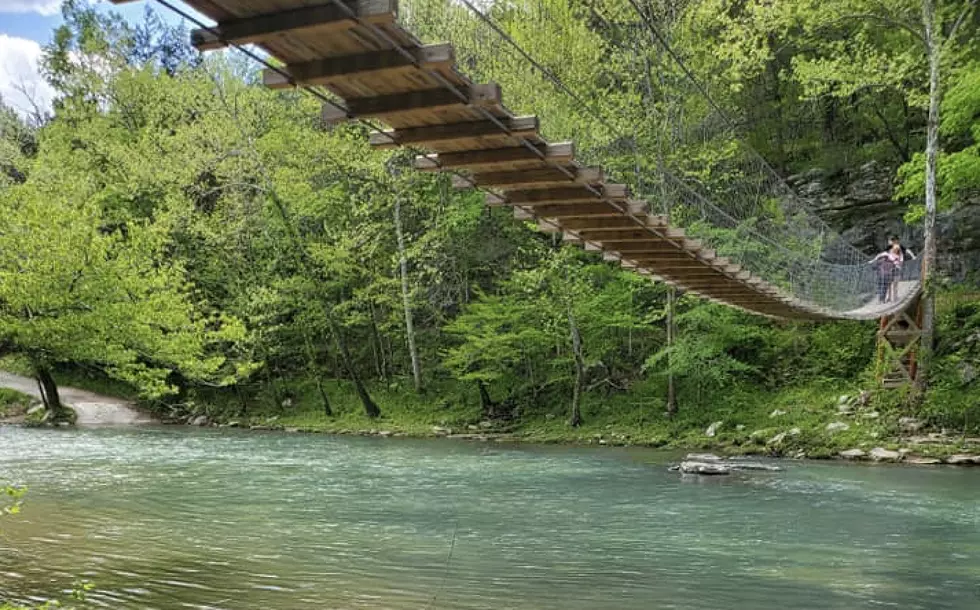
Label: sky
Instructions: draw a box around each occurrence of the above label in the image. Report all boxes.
[0,0,204,117]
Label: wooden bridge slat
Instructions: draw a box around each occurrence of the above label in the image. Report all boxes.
[415,142,574,171]
[371,116,538,150]
[191,0,397,51]
[264,44,453,89]
[322,83,500,123]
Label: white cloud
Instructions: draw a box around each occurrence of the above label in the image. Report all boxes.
[0,34,56,118]
[0,1,62,16]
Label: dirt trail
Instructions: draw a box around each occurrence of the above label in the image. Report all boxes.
[0,371,155,425]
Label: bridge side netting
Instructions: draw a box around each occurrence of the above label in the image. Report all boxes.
[401,0,922,318]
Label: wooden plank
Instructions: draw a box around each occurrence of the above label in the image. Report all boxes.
[265,44,453,89]
[373,116,538,150]
[191,0,397,51]
[415,141,574,171]
[324,84,500,123]
[554,217,665,232]
[488,184,628,206]
[577,229,670,242]
[533,200,647,218]
[456,166,602,190]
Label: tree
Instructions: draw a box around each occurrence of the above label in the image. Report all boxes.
[0,180,246,418]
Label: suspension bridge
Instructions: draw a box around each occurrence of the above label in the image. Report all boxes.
[113,0,925,382]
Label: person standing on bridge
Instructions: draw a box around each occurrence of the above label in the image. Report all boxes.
[889,235,916,262]
[871,244,902,303]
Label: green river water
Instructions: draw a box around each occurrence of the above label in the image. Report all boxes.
[1,426,978,609]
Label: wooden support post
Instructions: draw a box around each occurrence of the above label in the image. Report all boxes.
[191,0,397,51]
[265,44,453,89]
[372,116,538,150]
[323,83,500,123]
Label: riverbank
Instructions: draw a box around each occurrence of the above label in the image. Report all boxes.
[171,377,980,466]
[4,367,978,465]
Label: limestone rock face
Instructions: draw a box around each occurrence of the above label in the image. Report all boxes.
[787,161,980,275]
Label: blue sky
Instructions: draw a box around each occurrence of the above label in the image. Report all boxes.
[0,0,206,117]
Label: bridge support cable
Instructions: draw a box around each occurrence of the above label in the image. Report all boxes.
[134,0,920,320]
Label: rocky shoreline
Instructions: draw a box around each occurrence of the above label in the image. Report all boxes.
[170,413,980,467]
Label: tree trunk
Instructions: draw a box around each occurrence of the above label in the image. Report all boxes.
[567,305,584,428]
[394,195,422,392]
[35,365,64,416]
[330,320,381,418]
[666,287,679,416]
[916,0,941,393]
[477,380,496,420]
[315,377,333,417]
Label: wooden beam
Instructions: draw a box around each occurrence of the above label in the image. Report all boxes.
[554,216,665,232]
[415,141,574,171]
[487,184,628,206]
[456,166,602,190]
[191,0,397,51]
[265,44,453,89]
[372,116,538,150]
[533,200,647,218]
[324,84,500,123]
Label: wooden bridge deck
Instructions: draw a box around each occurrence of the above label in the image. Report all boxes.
[116,0,917,321]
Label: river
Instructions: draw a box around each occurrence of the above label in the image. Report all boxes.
[1,426,978,609]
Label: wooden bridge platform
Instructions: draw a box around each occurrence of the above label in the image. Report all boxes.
[114,0,918,321]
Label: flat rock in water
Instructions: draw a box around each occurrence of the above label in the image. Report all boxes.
[839,449,866,460]
[869,447,901,462]
[679,461,731,475]
[685,453,723,462]
[729,462,782,472]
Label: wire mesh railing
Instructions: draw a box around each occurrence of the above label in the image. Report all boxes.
[399,0,922,318]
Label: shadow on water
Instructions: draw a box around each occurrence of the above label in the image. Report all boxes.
[1,426,979,609]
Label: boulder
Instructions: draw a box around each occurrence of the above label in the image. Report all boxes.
[898,417,924,433]
[479,420,494,429]
[826,422,850,433]
[862,410,880,419]
[705,421,723,437]
[190,415,209,427]
[946,454,980,465]
[680,461,731,475]
[767,432,787,445]
[735,424,746,431]
[26,403,45,416]
[431,426,452,436]
[906,456,942,465]
[839,449,866,460]
[838,404,854,415]
[869,447,901,462]
[788,427,801,437]
[769,409,787,418]
[959,362,978,385]
[378,430,393,437]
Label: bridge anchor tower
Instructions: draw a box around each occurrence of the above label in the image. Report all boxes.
[876,297,923,388]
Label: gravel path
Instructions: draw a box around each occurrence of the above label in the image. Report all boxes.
[0,371,155,425]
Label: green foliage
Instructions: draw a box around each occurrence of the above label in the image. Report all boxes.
[898,65,980,219]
